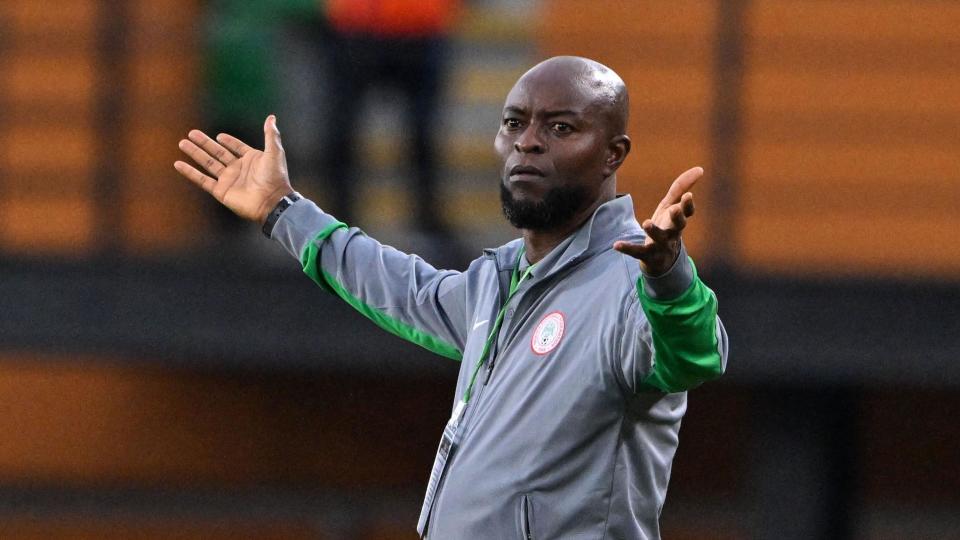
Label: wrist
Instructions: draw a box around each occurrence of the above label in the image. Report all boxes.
[258,187,295,225]
[639,244,680,277]
[640,242,694,301]
[261,191,302,238]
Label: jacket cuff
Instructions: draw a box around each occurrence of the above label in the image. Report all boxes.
[270,198,346,260]
[640,242,695,301]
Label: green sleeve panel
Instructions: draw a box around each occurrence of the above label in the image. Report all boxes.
[299,222,463,361]
[638,259,723,393]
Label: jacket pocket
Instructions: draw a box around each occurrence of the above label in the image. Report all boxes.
[519,494,535,540]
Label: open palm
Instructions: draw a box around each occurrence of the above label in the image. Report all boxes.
[174,115,293,223]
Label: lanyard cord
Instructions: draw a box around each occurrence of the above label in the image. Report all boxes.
[461,248,535,404]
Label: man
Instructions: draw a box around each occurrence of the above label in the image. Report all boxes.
[175,56,728,539]
[320,0,459,232]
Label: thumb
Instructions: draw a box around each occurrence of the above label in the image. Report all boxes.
[263,115,283,154]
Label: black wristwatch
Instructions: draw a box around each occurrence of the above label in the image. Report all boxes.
[261,191,302,238]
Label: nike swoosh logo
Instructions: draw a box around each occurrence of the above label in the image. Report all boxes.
[473,319,489,330]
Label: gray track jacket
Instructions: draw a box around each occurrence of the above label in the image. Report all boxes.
[271,195,729,539]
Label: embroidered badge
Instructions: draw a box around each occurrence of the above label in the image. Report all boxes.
[531,311,565,355]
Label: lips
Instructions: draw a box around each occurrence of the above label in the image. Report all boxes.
[509,164,545,177]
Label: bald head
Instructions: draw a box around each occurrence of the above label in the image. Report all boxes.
[517,56,629,136]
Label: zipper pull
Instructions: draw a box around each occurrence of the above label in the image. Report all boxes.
[483,357,495,385]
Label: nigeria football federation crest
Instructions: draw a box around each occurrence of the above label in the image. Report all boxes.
[531,311,565,355]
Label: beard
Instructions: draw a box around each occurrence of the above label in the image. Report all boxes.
[500,181,590,230]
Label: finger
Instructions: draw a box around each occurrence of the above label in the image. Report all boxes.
[681,192,695,218]
[658,167,703,209]
[263,115,283,154]
[216,132,252,157]
[613,240,654,260]
[178,139,226,177]
[669,204,687,231]
[188,129,236,165]
[174,160,217,196]
[642,219,672,244]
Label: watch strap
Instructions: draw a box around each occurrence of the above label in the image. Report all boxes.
[261,191,302,238]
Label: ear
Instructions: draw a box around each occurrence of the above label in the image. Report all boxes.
[602,135,631,176]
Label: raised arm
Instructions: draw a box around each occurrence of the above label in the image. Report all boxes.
[614,167,728,393]
[174,117,469,360]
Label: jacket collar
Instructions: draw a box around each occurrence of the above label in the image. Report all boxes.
[484,194,643,279]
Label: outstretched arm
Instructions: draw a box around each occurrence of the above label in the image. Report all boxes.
[174,117,469,360]
[615,167,728,393]
[174,115,293,223]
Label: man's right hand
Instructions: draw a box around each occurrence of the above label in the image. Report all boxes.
[174,115,294,224]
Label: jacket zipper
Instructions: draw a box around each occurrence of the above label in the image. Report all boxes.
[457,254,506,431]
[481,262,516,386]
[482,340,500,384]
[484,256,537,386]
[484,280,541,386]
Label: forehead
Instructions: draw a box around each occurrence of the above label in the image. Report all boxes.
[503,66,608,116]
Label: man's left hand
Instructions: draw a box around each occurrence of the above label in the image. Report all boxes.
[613,167,702,276]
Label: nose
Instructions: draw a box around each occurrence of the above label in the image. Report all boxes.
[514,126,546,154]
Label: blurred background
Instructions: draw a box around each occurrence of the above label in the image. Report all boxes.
[0,0,958,538]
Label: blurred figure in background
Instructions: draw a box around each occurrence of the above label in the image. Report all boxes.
[203,0,317,239]
[320,0,461,236]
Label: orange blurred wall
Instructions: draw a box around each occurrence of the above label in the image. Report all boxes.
[539,0,960,280]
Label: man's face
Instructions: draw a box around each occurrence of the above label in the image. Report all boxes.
[495,66,614,230]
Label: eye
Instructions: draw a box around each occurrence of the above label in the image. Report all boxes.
[551,122,574,134]
[503,118,522,129]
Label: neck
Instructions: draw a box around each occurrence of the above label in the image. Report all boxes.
[521,192,612,264]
